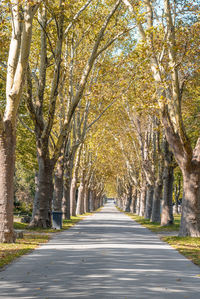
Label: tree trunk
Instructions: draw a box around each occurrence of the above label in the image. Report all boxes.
[96,192,101,210]
[136,192,140,215]
[151,182,162,223]
[62,166,71,220]
[125,185,132,212]
[30,156,53,228]
[174,199,179,214]
[32,172,39,222]
[99,196,103,207]
[84,185,89,213]
[70,145,82,216]
[76,179,85,215]
[130,188,137,213]
[121,195,125,210]
[145,184,154,219]
[179,168,200,237]
[70,177,77,216]
[161,139,174,225]
[92,191,96,211]
[97,189,104,209]
[139,182,146,216]
[93,190,98,211]
[53,156,64,212]
[89,189,93,212]
[0,2,40,243]
[161,166,174,225]
[63,178,71,220]
[0,125,15,243]
[174,177,181,214]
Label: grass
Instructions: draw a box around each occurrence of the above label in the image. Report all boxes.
[1,208,103,268]
[13,209,102,233]
[1,213,89,269]
[118,207,200,266]
[125,212,181,232]
[163,236,200,266]
[62,215,84,230]
[14,221,29,230]
[116,206,180,232]
[0,233,49,268]
[13,215,84,233]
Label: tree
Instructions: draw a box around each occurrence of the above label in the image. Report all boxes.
[0,0,41,243]
[122,0,200,236]
[161,138,175,226]
[26,0,125,228]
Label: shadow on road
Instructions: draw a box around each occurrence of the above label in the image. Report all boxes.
[0,203,200,299]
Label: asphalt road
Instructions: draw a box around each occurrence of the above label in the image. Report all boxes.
[0,202,200,299]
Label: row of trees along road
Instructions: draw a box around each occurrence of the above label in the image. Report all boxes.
[0,0,199,242]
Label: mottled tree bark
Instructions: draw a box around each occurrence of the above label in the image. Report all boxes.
[70,146,82,216]
[139,182,146,217]
[93,190,99,211]
[135,191,140,215]
[125,185,132,212]
[76,176,85,215]
[53,156,64,212]
[92,190,97,211]
[161,141,174,225]
[161,167,174,225]
[0,125,15,242]
[62,163,71,220]
[70,177,77,216]
[145,184,154,219]
[89,189,94,212]
[179,168,200,236]
[130,188,137,214]
[30,156,53,228]
[63,177,71,220]
[32,173,39,222]
[84,185,89,213]
[174,178,181,214]
[151,181,162,223]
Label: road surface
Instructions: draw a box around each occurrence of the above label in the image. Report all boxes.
[0,202,200,298]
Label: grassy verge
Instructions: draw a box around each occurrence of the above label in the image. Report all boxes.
[13,215,84,233]
[0,233,49,268]
[13,209,102,233]
[116,206,180,232]
[0,214,89,269]
[125,212,180,232]
[1,208,103,269]
[117,207,200,266]
[163,236,200,266]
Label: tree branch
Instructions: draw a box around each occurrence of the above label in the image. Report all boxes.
[52,0,121,163]
[18,116,34,134]
[87,99,117,132]
[64,0,93,36]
